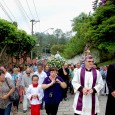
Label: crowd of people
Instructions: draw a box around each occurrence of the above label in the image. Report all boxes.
[0,55,115,115]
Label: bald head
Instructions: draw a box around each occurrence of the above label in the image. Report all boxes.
[26,68,31,76]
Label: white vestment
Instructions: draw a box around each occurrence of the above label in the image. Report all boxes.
[26,84,44,105]
[72,68,104,115]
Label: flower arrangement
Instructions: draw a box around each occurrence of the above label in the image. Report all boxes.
[47,57,65,69]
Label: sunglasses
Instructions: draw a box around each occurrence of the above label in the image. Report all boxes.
[26,73,30,74]
[87,61,94,63]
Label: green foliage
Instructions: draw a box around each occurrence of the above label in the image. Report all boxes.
[86,1,115,55]
[51,44,65,55]
[62,13,89,59]
[62,1,115,61]
[97,59,115,66]
[5,29,36,58]
[35,29,70,57]
[0,19,16,43]
[62,36,85,59]
[0,19,36,59]
[92,0,99,10]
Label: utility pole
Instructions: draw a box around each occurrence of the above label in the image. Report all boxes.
[30,19,40,60]
[30,19,35,36]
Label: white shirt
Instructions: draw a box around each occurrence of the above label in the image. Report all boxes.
[34,71,47,84]
[5,72,12,80]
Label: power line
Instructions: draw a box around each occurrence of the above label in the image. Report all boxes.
[26,0,34,18]
[32,0,40,20]
[16,0,31,20]
[1,0,16,21]
[0,0,22,29]
[32,0,40,32]
[19,0,40,32]
[0,2,13,22]
[14,0,31,32]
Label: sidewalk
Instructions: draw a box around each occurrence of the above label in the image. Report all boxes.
[11,93,107,115]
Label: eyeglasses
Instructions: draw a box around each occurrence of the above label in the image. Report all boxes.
[87,61,94,63]
[26,73,30,74]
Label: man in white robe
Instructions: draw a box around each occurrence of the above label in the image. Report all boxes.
[72,55,104,115]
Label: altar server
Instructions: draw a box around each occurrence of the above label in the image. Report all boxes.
[26,75,43,115]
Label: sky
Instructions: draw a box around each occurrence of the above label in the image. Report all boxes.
[0,0,94,34]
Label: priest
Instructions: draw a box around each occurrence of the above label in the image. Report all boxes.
[72,55,104,115]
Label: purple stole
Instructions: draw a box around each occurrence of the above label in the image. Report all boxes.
[76,67,97,115]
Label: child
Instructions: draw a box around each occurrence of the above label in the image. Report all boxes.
[26,75,43,115]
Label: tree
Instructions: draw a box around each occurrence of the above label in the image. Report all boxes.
[62,1,115,61]
[0,19,16,43]
[85,1,115,61]
[62,13,90,59]
[0,19,36,64]
[92,0,99,10]
[51,44,65,55]
[35,29,69,57]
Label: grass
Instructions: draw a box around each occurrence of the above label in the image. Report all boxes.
[97,59,115,66]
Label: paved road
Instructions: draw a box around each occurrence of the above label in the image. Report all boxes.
[11,94,107,115]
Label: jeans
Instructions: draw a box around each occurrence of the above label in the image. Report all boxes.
[4,103,12,115]
[0,103,12,115]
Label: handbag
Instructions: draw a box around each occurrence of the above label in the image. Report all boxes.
[5,78,20,102]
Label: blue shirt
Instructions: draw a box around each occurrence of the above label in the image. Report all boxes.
[12,73,18,86]
[43,76,64,104]
[33,65,38,72]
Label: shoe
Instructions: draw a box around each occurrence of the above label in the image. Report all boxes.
[13,107,17,115]
[13,111,17,115]
[23,110,27,113]
[40,106,43,110]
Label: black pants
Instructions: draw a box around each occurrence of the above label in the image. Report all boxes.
[45,103,59,115]
[62,88,67,98]
[62,81,68,99]
[0,109,4,115]
[74,113,97,115]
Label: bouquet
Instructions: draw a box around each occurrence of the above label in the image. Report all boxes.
[47,58,65,69]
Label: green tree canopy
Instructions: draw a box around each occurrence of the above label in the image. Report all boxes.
[51,44,65,55]
[85,1,115,54]
[0,19,36,62]
[62,1,115,61]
